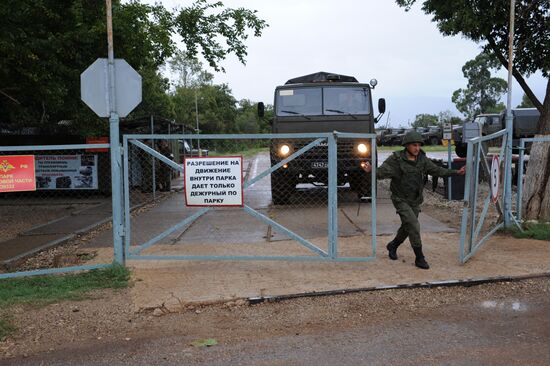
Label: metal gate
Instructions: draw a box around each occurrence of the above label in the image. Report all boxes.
[459,129,509,263]
[122,132,378,262]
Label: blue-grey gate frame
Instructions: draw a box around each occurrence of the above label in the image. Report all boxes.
[459,129,512,264]
[123,132,378,262]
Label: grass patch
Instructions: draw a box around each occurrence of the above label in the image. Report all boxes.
[0,264,130,308]
[511,222,550,241]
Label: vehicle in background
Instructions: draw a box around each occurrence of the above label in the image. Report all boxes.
[376,128,389,146]
[258,71,385,204]
[424,125,443,145]
[453,108,539,157]
[381,127,405,146]
[178,139,208,161]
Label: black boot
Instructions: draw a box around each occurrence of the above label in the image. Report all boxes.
[386,240,401,260]
[413,246,430,270]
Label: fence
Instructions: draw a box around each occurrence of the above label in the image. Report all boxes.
[123,132,378,262]
[0,143,114,279]
[459,129,508,264]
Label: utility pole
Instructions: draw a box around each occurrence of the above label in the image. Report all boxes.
[194,89,201,156]
[504,0,515,227]
[106,0,124,264]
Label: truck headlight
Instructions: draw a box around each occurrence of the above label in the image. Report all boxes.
[279,144,291,157]
[357,142,370,156]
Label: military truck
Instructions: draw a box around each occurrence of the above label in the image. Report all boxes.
[424,125,443,145]
[257,72,386,204]
[453,108,540,157]
[382,127,405,146]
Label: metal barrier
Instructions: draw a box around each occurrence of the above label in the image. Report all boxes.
[459,129,508,264]
[123,132,378,262]
[0,143,114,279]
[516,137,550,222]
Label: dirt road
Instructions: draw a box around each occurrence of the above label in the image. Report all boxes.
[3,276,550,365]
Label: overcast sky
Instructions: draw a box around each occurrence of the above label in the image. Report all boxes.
[146,0,546,127]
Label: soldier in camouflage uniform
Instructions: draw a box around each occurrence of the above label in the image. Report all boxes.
[362,131,465,269]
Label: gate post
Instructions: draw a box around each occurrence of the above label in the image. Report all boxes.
[328,133,338,258]
[110,113,125,265]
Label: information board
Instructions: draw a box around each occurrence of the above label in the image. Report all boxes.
[35,155,98,190]
[184,156,243,206]
[0,155,36,192]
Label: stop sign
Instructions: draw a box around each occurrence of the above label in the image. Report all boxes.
[81,58,142,117]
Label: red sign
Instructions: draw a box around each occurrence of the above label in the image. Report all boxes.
[0,155,36,192]
[86,136,109,152]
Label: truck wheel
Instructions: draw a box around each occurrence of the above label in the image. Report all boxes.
[455,143,467,158]
[430,137,439,146]
[271,173,294,205]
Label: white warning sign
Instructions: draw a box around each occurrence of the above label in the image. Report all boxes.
[184,156,243,206]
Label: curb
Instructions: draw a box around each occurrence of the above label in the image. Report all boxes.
[248,272,550,304]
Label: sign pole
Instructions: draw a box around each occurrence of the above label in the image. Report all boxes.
[106,0,125,264]
[443,122,452,200]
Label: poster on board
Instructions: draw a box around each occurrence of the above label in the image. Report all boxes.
[35,155,98,190]
[0,155,36,193]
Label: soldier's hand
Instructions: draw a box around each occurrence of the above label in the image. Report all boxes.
[361,161,372,173]
[457,165,466,175]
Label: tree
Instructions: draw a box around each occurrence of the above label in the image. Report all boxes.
[395,0,550,220]
[0,0,267,134]
[168,51,214,89]
[412,113,438,128]
[452,53,507,119]
[517,93,535,108]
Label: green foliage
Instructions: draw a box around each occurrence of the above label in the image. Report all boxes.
[0,264,130,307]
[395,0,549,78]
[451,53,507,119]
[174,0,268,72]
[517,93,535,108]
[412,113,438,128]
[511,222,550,241]
[169,51,214,88]
[0,0,267,135]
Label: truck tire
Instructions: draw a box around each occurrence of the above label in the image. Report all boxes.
[430,137,439,146]
[271,172,295,205]
[455,142,467,158]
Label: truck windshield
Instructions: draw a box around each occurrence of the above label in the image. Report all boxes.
[275,86,371,117]
[323,87,370,115]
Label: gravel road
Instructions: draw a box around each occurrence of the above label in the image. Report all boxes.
[2,276,550,365]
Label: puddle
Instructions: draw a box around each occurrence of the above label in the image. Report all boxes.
[480,300,527,312]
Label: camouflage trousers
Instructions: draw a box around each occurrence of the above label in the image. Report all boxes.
[391,199,422,248]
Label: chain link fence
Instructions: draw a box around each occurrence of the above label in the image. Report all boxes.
[124,133,377,261]
[0,144,114,276]
[459,130,508,263]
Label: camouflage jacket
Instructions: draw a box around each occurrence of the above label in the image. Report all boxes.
[376,149,458,206]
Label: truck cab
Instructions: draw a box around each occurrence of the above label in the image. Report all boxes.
[453,109,540,157]
[258,72,385,203]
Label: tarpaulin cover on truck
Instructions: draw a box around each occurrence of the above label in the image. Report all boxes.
[285,72,358,85]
